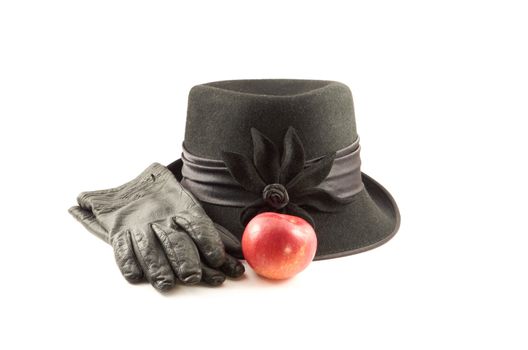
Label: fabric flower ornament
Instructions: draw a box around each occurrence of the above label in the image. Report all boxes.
[220,126,352,228]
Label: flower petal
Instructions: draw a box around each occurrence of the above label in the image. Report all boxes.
[239,198,269,226]
[279,127,305,185]
[293,188,352,212]
[286,152,336,194]
[251,128,280,183]
[221,151,266,193]
[284,203,315,228]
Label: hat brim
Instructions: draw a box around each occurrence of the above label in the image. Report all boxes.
[310,172,401,260]
[171,157,400,259]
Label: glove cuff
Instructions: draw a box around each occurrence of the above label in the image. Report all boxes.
[77,163,176,215]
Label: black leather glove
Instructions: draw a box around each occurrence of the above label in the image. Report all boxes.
[69,163,244,292]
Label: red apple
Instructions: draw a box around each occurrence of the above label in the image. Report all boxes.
[242,212,317,280]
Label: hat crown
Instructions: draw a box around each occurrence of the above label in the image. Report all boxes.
[183,79,357,160]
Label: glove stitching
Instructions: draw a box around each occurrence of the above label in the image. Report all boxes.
[80,164,174,214]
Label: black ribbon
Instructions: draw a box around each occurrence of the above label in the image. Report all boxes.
[181,126,363,228]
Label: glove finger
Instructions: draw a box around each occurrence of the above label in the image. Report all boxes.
[173,212,226,268]
[214,223,242,258]
[130,229,176,292]
[219,253,245,279]
[112,231,144,283]
[68,206,109,242]
[200,264,226,286]
[151,223,202,285]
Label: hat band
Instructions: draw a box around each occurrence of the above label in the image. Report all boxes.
[180,137,364,208]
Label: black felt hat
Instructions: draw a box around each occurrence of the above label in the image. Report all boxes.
[169,79,400,260]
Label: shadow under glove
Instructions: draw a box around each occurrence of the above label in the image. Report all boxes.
[69,163,244,292]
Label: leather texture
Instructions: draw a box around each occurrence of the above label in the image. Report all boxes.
[69,163,244,292]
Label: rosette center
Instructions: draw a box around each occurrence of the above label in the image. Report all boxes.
[262,183,289,209]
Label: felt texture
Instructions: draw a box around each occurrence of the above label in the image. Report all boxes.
[220,126,353,227]
[176,79,400,259]
[184,80,357,160]
[197,174,399,260]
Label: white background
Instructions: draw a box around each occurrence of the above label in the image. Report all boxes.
[1,1,527,349]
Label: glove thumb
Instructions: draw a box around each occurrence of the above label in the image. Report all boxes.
[214,223,243,259]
